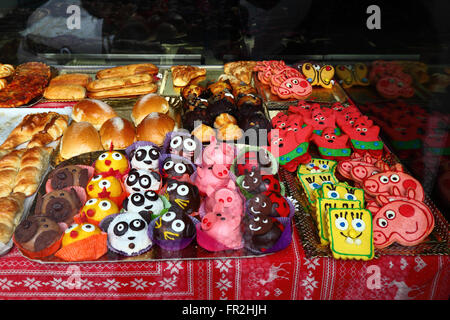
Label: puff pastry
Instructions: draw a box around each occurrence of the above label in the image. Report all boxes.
[0,192,26,244]
[13,146,52,196]
[0,150,24,197]
[224,61,257,84]
[0,79,7,90]
[96,63,158,79]
[49,73,91,87]
[171,65,206,87]
[87,73,154,92]
[43,84,86,100]
[27,113,69,148]
[87,83,157,99]
[0,64,14,79]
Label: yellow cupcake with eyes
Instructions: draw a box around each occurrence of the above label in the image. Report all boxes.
[62,223,102,247]
[79,198,119,226]
[94,150,129,176]
[86,175,124,199]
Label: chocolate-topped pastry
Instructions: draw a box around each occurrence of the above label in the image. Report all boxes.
[238,111,271,132]
[233,84,258,100]
[207,80,233,96]
[184,96,209,112]
[240,166,266,194]
[236,94,263,117]
[153,209,195,242]
[14,215,63,256]
[246,193,273,216]
[181,84,205,101]
[49,165,90,190]
[183,107,213,132]
[163,179,200,215]
[243,215,283,251]
[34,188,83,224]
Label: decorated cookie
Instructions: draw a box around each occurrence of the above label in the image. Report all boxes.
[75,198,119,226]
[297,172,338,205]
[337,154,379,180]
[318,183,365,204]
[298,158,337,175]
[335,63,370,88]
[123,190,167,220]
[312,127,352,161]
[13,216,63,259]
[376,76,415,99]
[371,195,434,248]
[46,165,94,192]
[315,198,362,245]
[340,116,384,158]
[55,223,108,261]
[163,131,202,165]
[123,168,162,194]
[94,150,129,178]
[99,211,153,257]
[86,174,126,207]
[126,141,161,171]
[301,62,335,89]
[327,208,374,260]
[163,179,200,215]
[270,67,312,100]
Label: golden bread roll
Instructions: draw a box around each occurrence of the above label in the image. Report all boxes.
[99,117,136,149]
[49,73,91,87]
[136,112,175,146]
[132,93,170,125]
[96,63,158,79]
[72,99,117,130]
[86,73,154,92]
[60,122,104,160]
[87,83,158,99]
[191,124,216,143]
[214,113,237,129]
[43,85,86,100]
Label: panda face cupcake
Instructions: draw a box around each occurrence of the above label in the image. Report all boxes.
[100,211,153,257]
[122,190,165,218]
[124,168,162,193]
[130,145,161,171]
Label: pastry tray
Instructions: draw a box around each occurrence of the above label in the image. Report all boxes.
[270,109,450,258]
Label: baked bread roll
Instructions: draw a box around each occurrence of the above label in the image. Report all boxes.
[0,112,63,150]
[60,122,104,160]
[87,73,154,92]
[132,93,170,125]
[0,192,26,244]
[27,113,69,148]
[43,84,87,100]
[217,123,243,141]
[214,113,237,129]
[136,112,175,146]
[49,73,91,87]
[72,99,117,130]
[13,146,52,196]
[87,83,158,99]
[99,117,136,149]
[171,65,206,87]
[0,150,24,197]
[191,124,216,143]
[96,63,158,79]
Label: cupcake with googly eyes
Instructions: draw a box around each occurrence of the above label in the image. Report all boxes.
[162,131,203,165]
[149,208,198,251]
[125,141,161,172]
[86,174,127,209]
[74,198,120,226]
[93,149,130,179]
[159,153,196,182]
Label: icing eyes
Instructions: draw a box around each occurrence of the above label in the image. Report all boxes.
[135,149,146,161]
[149,148,159,159]
[345,193,356,200]
[385,210,396,220]
[163,160,174,170]
[99,200,112,210]
[292,79,299,85]
[140,176,151,188]
[286,83,292,88]
[309,182,320,189]
[183,138,197,152]
[91,175,102,181]
[371,171,379,176]
[99,153,108,160]
[81,224,96,233]
[335,217,348,231]
[65,224,78,233]
[167,183,178,191]
[362,128,368,132]
[390,174,400,183]
[327,190,339,199]
[320,164,329,170]
[130,219,145,231]
[99,180,111,189]
[379,176,389,184]
[86,198,98,205]
[306,163,314,169]
[261,202,267,208]
[174,163,186,174]
[177,185,189,196]
[114,222,128,236]
[132,193,144,205]
[170,136,183,149]
[162,211,176,222]
[144,191,158,201]
[112,152,123,160]
[377,218,388,228]
[171,220,185,233]
[351,219,365,232]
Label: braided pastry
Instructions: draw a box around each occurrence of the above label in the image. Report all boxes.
[0,64,14,79]
[0,192,26,244]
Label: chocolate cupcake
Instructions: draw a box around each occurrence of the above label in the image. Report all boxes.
[34,188,84,225]
[207,97,237,119]
[183,107,214,132]
[236,94,263,117]
[238,111,271,132]
[47,165,93,191]
[243,215,283,252]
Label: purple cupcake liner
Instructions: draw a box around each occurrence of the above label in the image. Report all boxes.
[195,223,244,252]
[125,140,160,160]
[162,131,203,165]
[148,215,199,251]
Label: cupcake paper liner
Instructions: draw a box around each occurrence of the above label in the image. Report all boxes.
[148,215,199,251]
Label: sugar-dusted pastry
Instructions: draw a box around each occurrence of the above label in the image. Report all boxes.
[224,61,257,84]
[0,192,26,244]
[214,113,237,129]
[12,146,52,196]
[171,65,206,87]
[27,113,69,148]
[327,208,374,260]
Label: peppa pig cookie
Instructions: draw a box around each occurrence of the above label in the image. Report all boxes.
[269,67,313,100]
[327,208,374,260]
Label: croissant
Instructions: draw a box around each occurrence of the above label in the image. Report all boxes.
[224,61,257,85]
[0,192,26,244]
[0,64,14,79]
[0,79,7,90]
[27,114,69,148]
[0,112,64,150]
[13,147,52,196]
[0,150,24,197]
[171,65,206,87]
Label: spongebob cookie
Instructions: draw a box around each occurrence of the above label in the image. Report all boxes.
[297,158,337,175]
[318,182,365,205]
[297,172,338,206]
[327,208,374,260]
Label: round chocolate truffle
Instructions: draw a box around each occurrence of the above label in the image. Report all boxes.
[244,215,283,252]
[153,210,195,242]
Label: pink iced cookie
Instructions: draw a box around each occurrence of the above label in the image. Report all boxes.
[370,193,434,248]
[270,67,312,100]
[194,164,231,196]
[337,154,379,179]
[363,164,424,201]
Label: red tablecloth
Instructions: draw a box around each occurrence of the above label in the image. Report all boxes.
[0,228,448,300]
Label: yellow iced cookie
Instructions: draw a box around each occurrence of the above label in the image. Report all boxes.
[315,198,362,245]
[327,208,374,260]
[297,172,338,205]
[319,182,365,206]
[297,158,337,175]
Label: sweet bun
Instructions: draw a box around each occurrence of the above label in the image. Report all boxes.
[214,113,237,129]
[191,124,216,143]
[99,117,136,149]
[60,122,104,160]
[136,112,175,146]
[72,99,117,130]
[132,94,170,125]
